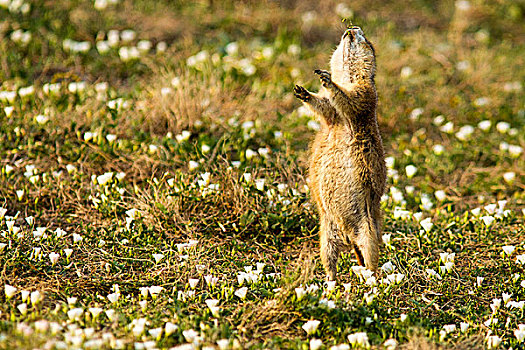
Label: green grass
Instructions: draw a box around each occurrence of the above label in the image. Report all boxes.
[0,0,524,349]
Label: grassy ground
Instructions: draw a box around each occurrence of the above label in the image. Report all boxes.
[0,0,524,349]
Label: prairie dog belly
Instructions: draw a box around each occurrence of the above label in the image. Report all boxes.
[310,131,368,227]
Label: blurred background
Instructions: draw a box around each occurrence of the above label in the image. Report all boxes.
[0,1,524,348]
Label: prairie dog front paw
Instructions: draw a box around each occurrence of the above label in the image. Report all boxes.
[314,69,333,88]
[293,85,311,102]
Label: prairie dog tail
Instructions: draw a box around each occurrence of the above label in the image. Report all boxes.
[354,189,380,271]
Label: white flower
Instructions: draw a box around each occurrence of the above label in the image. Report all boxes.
[439,252,455,264]
[325,281,336,292]
[96,40,110,54]
[335,3,353,18]
[137,40,152,53]
[188,278,199,289]
[205,299,220,317]
[4,164,13,175]
[188,160,199,171]
[88,307,103,318]
[434,190,447,202]
[35,114,49,124]
[478,120,491,131]
[64,249,73,259]
[405,165,417,178]
[420,194,434,211]
[473,97,489,107]
[4,284,17,298]
[431,144,444,156]
[34,320,49,333]
[382,234,392,245]
[502,245,515,256]
[484,203,497,214]
[4,106,14,117]
[503,172,516,185]
[148,327,163,339]
[302,320,321,335]
[390,187,405,204]
[165,322,178,336]
[490,298,502,313]
[409,108,424,120]
[17,303,27,315]
[156,41,167,53]
[30,291,43,305]
[73,233,83,243]
[105,134,117,143]
[255,179,265,191]
[381,261,396,274]
[48,252,59,265]
[443,324,456,333]
[310,338,323,350]
[486,335,501,349]
[330,344,351,350]
[68,82,86,93]
[426,268,442,280]
[460,322,469,333]
[67,307,84,321]
[105,309,117,321]
[420,218,433,232]
[107,292,120,303]
[509,145,523,158]
[225,42,239,56]
[0,90,17,104]
[182,329,199,343]
[502,292,512,304]
[383,339,398,350]
[440,121,454,133]
[176,130,191,143]
[480,215,495,227]
[455,125,474,141]
[307,120,321,131]
[18,85,35,98]
[148,286,163,298]
[152,254,164,263]
[515,325,525,342]
[234,287,248,299]
[496,121,510,134]
[384,156,395,169]
[245,149,257,160]
[516,254,525,265]
[66,164,77,174]
[476,276,484,287]
[400,66,413,79]
[347,332,369,348]
[204,275,219,288]
[97,172,113,185]
[295,287,306,299]
[131,317,147,336]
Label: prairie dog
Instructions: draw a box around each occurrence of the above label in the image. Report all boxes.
[294,27,386,280]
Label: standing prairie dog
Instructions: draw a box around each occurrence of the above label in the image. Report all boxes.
[294,27,387,280]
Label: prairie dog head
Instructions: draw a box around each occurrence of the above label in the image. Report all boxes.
[330,27,376,85]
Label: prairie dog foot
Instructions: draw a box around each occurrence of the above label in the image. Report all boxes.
[293,85,311,102]
[314,69,333,88]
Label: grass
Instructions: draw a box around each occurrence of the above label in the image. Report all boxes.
[0,0,524,349]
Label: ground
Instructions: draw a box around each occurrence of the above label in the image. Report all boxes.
[0,0,524,349]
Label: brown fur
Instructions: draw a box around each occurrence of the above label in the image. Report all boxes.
[293,27,387,280]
